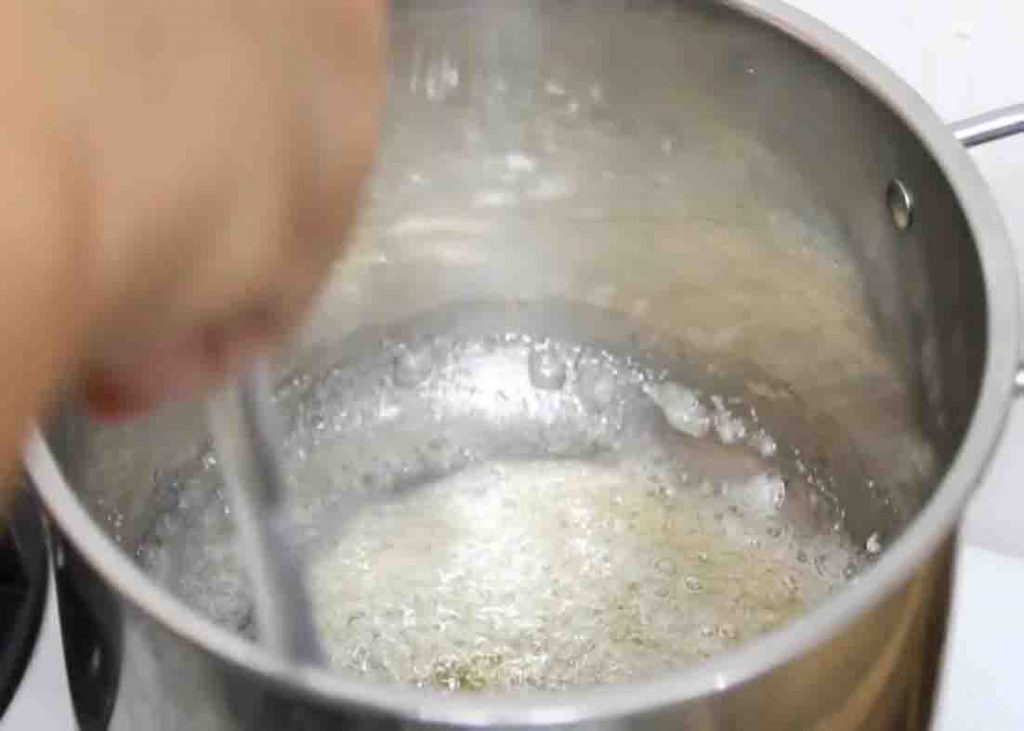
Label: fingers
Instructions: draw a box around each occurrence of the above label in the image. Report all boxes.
[82,308,282,421]
[62,0,387,417]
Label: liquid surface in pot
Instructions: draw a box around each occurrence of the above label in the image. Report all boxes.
[136,329,867,692]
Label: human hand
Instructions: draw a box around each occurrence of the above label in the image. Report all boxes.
[26,0,385,419]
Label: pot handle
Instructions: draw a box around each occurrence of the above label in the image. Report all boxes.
[951,104,1024,391]
[952,104,1024,147]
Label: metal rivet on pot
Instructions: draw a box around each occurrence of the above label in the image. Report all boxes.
[1014,365,1024,395]
[886,179,914,231]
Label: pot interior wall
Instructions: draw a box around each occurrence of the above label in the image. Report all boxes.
[52,0,985,645]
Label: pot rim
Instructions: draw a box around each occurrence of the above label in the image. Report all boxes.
[25,0,1021,725]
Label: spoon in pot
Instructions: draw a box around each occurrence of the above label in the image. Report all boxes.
[206,362,323,664]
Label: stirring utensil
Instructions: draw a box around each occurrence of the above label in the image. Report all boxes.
[206,362,323,664]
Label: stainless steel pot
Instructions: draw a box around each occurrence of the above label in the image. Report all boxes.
[24,1,1024,728]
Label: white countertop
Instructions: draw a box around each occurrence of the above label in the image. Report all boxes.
[4,1,1024,729]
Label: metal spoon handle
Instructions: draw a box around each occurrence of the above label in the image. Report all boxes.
[207,362,323,664]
